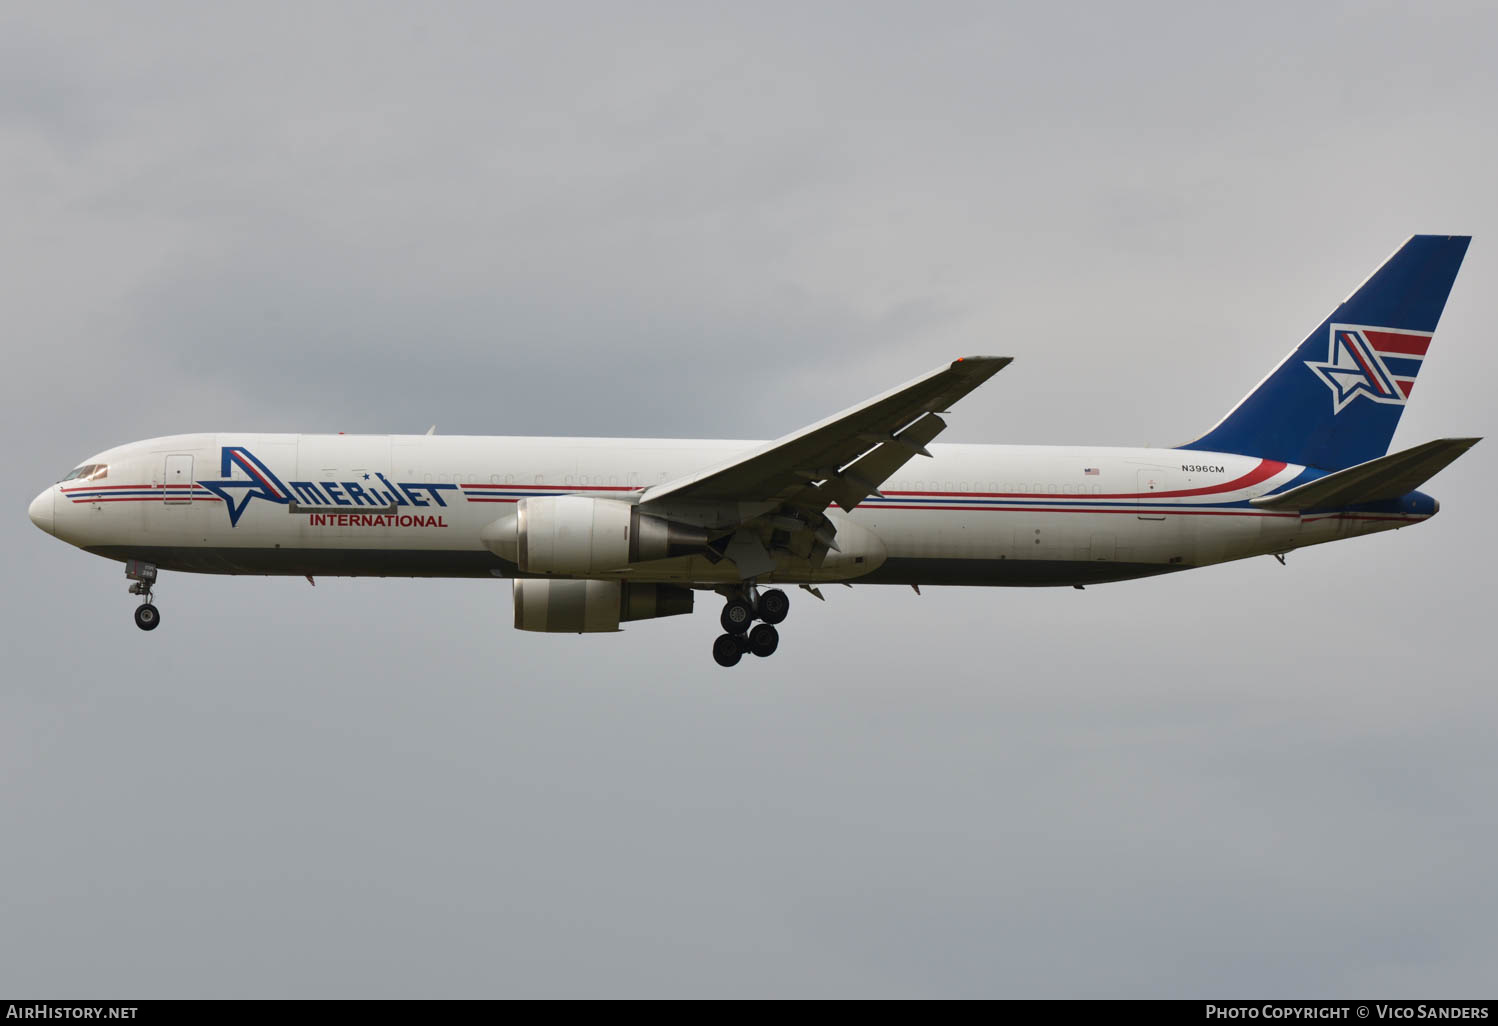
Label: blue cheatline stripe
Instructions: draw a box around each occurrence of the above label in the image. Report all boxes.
[63,488,213,496]
[65,491,208,498]
[461,491,556,498]
[460,488,642,496]
[861,496,1268,510]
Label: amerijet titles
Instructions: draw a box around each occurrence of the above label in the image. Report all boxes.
[305,512,449,528]
[201,446,458,527]
[287,478,458,510]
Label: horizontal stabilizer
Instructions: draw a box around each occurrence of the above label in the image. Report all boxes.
[1251,437,1480,511]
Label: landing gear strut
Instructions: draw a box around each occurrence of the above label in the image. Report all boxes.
[126,559,160,632]
[711,586,789,667]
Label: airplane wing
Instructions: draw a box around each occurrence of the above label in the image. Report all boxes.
[638,357,1008,578]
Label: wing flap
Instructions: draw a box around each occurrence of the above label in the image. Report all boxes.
[817,412,948,511]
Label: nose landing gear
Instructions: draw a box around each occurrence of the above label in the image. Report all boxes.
[126,560,160,632]
[711,586,789,667]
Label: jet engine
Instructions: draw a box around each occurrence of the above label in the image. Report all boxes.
[481,496,710,574]
[512,579,694,633]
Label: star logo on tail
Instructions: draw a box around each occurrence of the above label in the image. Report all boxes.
[1306,324,1429,414]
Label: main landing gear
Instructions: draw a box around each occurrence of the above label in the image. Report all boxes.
[126,559,160,632]
[712,586,789,667]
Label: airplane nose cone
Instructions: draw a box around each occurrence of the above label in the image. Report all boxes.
[28,488,54,535]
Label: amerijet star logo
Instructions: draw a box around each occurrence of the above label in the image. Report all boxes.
[1305,324,1430,414]
[198,447,292,526]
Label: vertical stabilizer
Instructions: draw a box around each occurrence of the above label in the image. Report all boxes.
[1183,235,1470,470]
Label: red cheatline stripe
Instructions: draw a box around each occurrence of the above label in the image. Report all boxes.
[1364,331,1431,357]
[465,497,519,503]
[63,483,208,492]
[460,484,642,491]
[885,458,1287,501]
[1395,379,1415,398]
[72,496,222,503]
[871,504,1427,522]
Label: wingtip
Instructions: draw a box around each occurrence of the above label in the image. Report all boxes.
[952,355,1013,369]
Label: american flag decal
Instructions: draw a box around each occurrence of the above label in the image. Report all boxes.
[1083,467,1100,476]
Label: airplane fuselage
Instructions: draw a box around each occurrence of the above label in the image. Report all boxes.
[30,432,1436,588]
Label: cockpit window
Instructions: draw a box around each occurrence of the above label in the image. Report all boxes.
[61,464,108,483]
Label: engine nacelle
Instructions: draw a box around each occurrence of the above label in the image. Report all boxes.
[512,579,694,633]
[481,496,710,574]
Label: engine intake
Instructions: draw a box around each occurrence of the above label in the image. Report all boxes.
[513,579,694,633]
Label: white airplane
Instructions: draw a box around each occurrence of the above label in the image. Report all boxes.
[29,236,1479,667]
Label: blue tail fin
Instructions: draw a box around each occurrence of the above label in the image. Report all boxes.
[1183,235,1470,470]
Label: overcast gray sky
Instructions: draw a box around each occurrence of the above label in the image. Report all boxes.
[3,1,1495,998]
